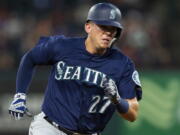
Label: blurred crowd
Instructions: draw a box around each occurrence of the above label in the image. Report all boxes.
[0,0,179,70]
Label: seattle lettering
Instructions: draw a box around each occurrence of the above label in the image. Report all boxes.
[55,61,107,88]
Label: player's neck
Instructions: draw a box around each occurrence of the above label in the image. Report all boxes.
[85,38,107,55]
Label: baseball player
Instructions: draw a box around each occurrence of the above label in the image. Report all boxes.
[9,3,142,135]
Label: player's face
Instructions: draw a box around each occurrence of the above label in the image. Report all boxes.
[85,22,117,51]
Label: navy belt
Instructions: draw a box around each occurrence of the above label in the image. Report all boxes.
[44,116,99,135]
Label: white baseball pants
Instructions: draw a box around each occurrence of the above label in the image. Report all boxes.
[29,112,67,135]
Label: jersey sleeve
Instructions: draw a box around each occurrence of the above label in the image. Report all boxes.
[117,58,142,101]
[29,36,56,64]
[16,36,64,93]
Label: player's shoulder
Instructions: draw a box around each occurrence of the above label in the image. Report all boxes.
[36,35,65,46]
[41,35,67,44]
[37,35,84,48]
[110,46,133,65]
[38,35,81,42]
[48,35,84,47]
[50,35,83,41]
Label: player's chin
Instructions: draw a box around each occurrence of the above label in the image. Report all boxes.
[100,42,111,48]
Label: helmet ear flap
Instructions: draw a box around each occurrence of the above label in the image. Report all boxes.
[116,28,122,39]
[109,38,117,48]
[110,28,121,47]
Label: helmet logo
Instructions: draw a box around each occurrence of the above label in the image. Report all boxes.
[109,9,116,20]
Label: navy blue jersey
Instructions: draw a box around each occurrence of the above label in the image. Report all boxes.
[16,35,142,134]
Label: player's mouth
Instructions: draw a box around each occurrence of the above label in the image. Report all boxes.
[102,38,111,45]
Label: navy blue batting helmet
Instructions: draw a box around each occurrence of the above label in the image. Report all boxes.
[87,3,123,38]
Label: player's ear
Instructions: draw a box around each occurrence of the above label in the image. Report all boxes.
[85,22,91,34]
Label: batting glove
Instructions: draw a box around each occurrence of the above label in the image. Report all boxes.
[102,77,120,104]
[9,93,27,120]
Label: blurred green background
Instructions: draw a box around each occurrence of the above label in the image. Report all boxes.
[0,0,180,135]
[105,71,180,135]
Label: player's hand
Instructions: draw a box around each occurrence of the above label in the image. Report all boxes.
[9,93,28,120]
[102,77,120,104]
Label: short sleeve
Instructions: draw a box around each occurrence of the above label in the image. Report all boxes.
[118,59,142,101]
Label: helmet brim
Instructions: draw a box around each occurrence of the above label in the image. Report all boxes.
[88,20,123,38]
[91,20,123,29]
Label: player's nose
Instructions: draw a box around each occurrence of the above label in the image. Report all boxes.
[104,31,114,38]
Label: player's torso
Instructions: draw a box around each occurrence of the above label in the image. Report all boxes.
[42,37,125,133]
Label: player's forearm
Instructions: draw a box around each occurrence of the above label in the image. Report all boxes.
[16,52,36,93]
[119,98,139,122]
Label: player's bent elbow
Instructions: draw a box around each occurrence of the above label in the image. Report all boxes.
[128,115,137,122]
[123,113,137,122]
[121,108,138,122]
[129,108,138,122]
[125,98,139,122]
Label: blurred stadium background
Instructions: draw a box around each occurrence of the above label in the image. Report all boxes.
[0,0,180,135]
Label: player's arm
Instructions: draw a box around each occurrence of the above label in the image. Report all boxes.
[16,37,54,93]
[9,37,55,120]
[119,97,139,122]
[103,58,142,122]
[116,58,142,122]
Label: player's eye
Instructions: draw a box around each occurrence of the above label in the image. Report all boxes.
[98,25,108,31]
[98,25,117,34]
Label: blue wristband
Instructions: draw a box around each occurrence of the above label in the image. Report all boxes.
[115,99,129,114]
